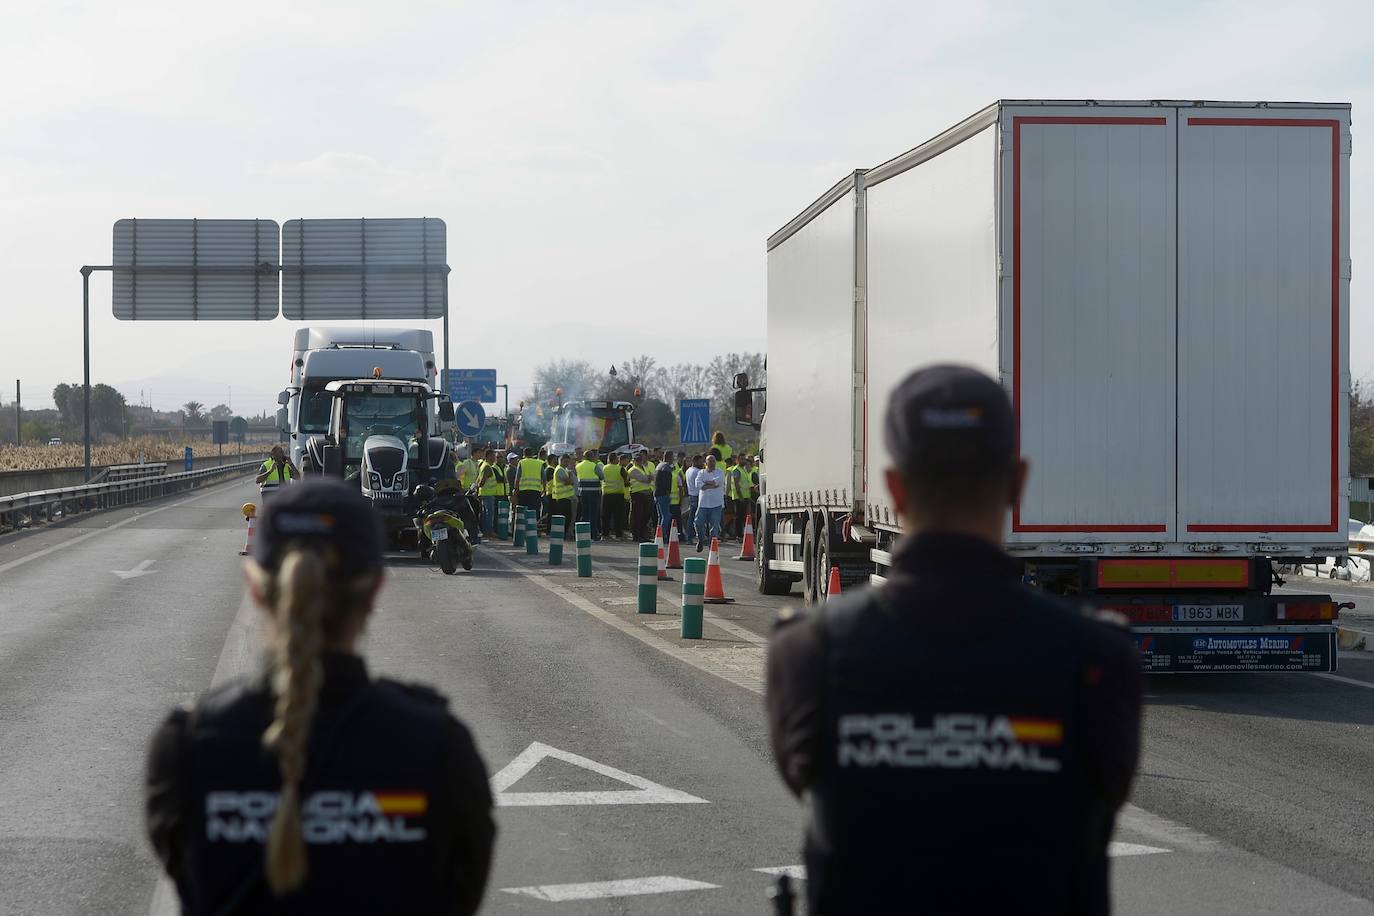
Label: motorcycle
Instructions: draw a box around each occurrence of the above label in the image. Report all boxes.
[412,481,474,574]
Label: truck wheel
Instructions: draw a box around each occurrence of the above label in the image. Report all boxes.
[817,536,833,601]
[802,517,819,606]
[436,539,458,575]
[756,511,793,596]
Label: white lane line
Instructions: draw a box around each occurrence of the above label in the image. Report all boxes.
[146,879,179,916]
[149,588,264,916]
[112,559,158,579]
[502,876,719,901]
[0,476,248,576]
[484,550,765,695]
[1108,842,1171,857]
[490,741,708,807]
[757,846,1169,879]
[1313,672,1374,691]
[210,591,265,690]
[1117,805,1221,853]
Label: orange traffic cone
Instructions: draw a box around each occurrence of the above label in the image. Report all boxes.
[239,503,258,557]
[826,565,842,600]
[655,525,672,581]
[704,537,735,604]
[667,523,684,569]
[735,513,756,561]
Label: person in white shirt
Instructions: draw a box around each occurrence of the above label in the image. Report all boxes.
[694,454,725,551]
[684,454,704,545]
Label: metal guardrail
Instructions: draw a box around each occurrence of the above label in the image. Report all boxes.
[0,457,264,534]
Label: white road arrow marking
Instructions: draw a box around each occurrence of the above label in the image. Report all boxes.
[755,865,806,879]
[502,876,718,901]
[112,559,157,580]
[1108,842,1171,857]
[490,741,708,807]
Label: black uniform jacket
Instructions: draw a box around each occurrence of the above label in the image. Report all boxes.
[767,531,1142,916]
[146,653,495,916]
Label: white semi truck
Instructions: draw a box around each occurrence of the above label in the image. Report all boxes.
[278,327,444,469]
[741,99,1351,674]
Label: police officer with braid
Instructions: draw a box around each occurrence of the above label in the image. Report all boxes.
[767,365,1141,916]
[145,478,495,915]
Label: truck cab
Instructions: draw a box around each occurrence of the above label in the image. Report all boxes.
[277,327,447,470]
[546,400,637,456]
[305,378,456,537]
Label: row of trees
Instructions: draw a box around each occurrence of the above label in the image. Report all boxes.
[522,353,766,440]
[50,384,241,434]
[1351,384,1374,478]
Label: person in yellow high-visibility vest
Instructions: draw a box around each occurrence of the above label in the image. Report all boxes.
[542,451,559,532]
[667,453,686,541]
[575,452,605,540]
[549,454,577,540]
[735,454,754,538]
[477,447,505,535]
[627,454,655,542]
[255,445,298,501]
[601,452,628,540]
[454,443,479,492]
[721,455,739,541]
[711,431,733,463]
[516,448,545,515]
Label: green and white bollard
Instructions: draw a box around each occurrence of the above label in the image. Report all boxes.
[681,557,705,639]
[576,522,593,577]
[637,541,658,613]
[526,507,540,555]
[549,515,565,565]
[497,499,510,540]
[513,507,526,549]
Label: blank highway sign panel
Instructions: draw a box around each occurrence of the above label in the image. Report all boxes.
[112,218,280,320]
[281,217,447,320]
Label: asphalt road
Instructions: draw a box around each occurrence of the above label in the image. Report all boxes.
[0,479,1371,915]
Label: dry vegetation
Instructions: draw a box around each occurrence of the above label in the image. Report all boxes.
[0,438,258,472]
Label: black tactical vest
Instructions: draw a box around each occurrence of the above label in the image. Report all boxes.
[182,667,459,915]
[808,584,1092,915]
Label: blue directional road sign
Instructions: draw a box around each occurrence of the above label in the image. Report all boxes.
[454,400,487,439]
[679,399,710,445]
[446,369,497,403]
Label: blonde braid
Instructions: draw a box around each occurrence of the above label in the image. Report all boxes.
[261,548,327,896]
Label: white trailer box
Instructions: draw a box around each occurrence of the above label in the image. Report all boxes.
[756,100,1350,673]
[861,101,1349,555]
[764,172,867,514]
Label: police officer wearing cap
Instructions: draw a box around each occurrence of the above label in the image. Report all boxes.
[766,365,1142,916]
[145,478,496,915]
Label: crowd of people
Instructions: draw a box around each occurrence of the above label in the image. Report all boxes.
[457,430,762,550]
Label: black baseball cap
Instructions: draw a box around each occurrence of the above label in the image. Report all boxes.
[253,478,384,574]
[884,365,1015,476]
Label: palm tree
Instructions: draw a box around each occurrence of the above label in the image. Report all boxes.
[181,401,205,425]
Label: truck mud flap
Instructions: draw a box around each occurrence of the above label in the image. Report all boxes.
[1135,626,1337,674]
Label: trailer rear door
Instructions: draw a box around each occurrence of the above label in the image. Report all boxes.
[1176,112,1350,540]
[1004,107,1178,542]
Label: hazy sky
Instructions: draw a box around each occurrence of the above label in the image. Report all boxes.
[2,0,1371,414]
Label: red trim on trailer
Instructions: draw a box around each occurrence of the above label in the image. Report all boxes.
[1011,115,1170,534]
[1183,117,1342,534]
[1017,524,1169,533]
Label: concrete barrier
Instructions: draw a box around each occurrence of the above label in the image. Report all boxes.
[0,451,267,497]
